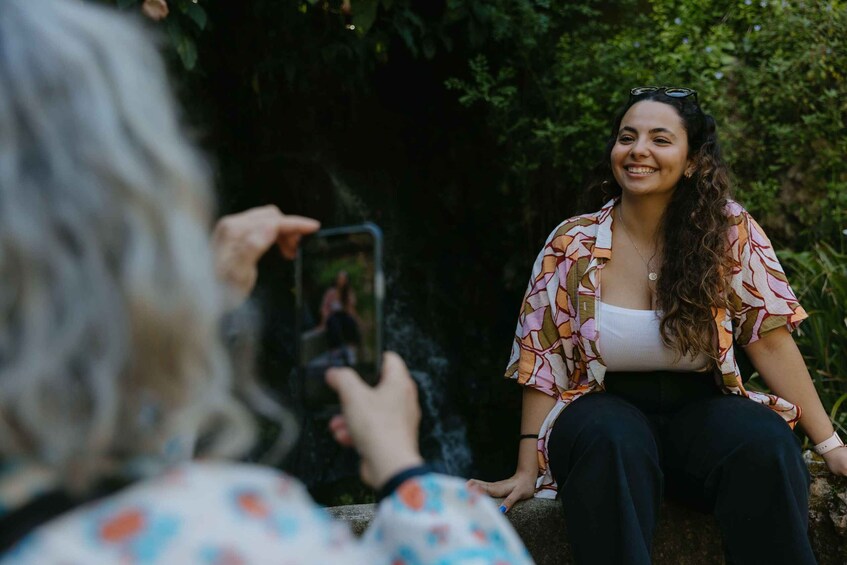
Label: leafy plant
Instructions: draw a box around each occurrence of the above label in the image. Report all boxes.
[112,0,209,70]
[446,0,847,441]
[446,0,847,248]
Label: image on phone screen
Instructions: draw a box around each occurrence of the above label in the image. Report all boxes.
[296,224,383,407]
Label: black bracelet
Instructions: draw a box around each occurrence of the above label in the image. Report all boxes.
[377,464,434,502]
[520,434,539,440]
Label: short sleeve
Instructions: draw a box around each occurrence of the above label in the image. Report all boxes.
[732,210,808,346]
[366,474,532,564]
[504,236,570,397]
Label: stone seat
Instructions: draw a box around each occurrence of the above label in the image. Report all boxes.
[327,457,847,564]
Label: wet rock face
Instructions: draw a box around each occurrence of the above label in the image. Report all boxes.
[808,458,847,565]
[329,455,847,565]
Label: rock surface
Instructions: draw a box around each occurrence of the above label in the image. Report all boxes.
[327,456,847,564]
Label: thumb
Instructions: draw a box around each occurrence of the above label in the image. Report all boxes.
[374,351,412,392]
[325,367,368,404]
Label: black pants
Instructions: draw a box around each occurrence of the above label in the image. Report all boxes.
[325,311,360,349]
[547,371,815,565]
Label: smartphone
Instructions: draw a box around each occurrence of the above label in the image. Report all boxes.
[295,223,383,410]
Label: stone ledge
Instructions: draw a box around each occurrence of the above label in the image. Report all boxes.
[327,458,847,564]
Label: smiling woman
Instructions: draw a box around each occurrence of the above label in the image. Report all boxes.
[611,101,691,200]
[595,88,734,359]
[469,86,847,565]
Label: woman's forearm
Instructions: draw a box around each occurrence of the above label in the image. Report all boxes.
[745,327,835,444]
[516,387,558,474]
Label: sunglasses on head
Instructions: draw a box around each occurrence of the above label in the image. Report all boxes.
[630,86,698,102]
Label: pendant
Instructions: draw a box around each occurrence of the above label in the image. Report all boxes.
[648,272,658,281]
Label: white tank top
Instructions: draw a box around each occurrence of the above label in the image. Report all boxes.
[597,301,710,372]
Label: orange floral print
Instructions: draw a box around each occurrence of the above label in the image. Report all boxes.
[397,480,426,511]
[100,509,145,542]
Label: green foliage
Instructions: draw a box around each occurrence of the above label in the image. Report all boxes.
[444,0,847,439]
[95,0,846,248]
[778,242,847,435]
[446,0,847,246]
[105,0,453,72]
[106,0,208,70]
[68,0,846,492]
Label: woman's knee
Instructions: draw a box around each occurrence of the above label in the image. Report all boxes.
[725,424,807,478]
[672,395,799,455]
[696,397,807,482]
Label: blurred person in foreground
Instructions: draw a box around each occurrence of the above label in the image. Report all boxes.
[0,0,531,563]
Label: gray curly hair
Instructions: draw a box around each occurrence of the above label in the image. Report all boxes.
[0,0,256,489]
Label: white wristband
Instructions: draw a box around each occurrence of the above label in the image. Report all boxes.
[813,432,845,455]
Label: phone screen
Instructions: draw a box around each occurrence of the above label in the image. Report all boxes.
[296,224,383,408]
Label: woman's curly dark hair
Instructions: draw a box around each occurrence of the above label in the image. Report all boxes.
[586,90,735,365]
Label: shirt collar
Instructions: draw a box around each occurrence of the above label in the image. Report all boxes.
[594,198,618,260]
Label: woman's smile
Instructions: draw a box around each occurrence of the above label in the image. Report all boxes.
[624,165,658,176]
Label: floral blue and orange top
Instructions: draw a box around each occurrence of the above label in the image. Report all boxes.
[1,462,533,564]
[507,198,808,498]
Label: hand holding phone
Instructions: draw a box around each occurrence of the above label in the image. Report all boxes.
[325,352,424,489]
[296,223,383,410]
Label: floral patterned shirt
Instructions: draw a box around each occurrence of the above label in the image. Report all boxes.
[506,198,808,498]
[2,462,533,564]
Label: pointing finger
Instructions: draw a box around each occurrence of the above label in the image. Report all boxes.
[275,215,321,234]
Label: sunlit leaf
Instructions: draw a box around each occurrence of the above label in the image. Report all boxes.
[185,3,208,30]
[352,0,380,34]
[177,34,198,70]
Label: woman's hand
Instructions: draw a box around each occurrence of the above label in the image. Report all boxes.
[212,206,319,307]
[468,387,553,513]
[822,446,847,476]
[325,352,425,489]
[467,470,537,513]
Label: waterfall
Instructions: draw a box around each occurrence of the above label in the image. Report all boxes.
[384,299,472,477]
[277,170,473,497]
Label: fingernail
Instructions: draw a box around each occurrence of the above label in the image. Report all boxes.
[499,505,507,513]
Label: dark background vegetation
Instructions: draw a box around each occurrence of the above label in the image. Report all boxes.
[111,0,846,502]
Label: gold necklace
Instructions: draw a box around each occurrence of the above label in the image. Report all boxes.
[617,206,659,281]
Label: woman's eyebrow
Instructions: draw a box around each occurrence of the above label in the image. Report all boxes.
[649,127,677,138]
[618,125,678,139]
